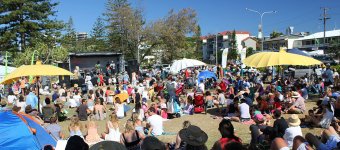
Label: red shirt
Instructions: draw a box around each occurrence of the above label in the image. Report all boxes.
[219,82,227,92]
[218,137,241,149]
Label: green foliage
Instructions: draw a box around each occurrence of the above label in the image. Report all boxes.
[13,42,68,67]
[0,0,63,51]
[331,65,340,72]
[246,47,254,57]
[228,30,238,60]
[88,17,108,51]
[61,17,77,52]
[270,31,283,39]
[329,39,340,62]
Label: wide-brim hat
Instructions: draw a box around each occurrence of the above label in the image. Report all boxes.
[74,84,78,88]
[288,114,301,127]
[292,91,300,98]
[0,99,7,106]
[179,125,208,146]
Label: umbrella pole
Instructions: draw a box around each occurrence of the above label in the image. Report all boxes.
[37,76,41,113]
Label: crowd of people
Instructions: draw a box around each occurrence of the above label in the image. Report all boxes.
[1,61,340,150]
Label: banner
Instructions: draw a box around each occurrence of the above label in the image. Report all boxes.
[221,48,228,68]
[240,47,247,68]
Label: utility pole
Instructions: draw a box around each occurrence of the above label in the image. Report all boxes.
[320,7,330,47]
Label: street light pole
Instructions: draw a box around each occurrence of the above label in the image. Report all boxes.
[246,8,277,51]
[215,34,218,66]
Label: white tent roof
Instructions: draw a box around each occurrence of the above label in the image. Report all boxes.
[0,65,16,76]
[296,29,340,41]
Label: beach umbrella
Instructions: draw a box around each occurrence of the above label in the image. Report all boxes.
[113,93,129,102]
[1,61,73,84]
[0,111,57,149]
[90,141,127,150]
[242,49,322,68]
[170,58,206,74]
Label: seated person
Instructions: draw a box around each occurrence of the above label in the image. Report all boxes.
[42,98,56,123]
[304,102,334,128]
[212,119,241,150]
[272,109,288,138]
[183,97,194,115]
[226,97,239,117]
[286,92,306,114]
[213,89,226,113]
[306,126,340,150]
[146,107,164,136]
[77,99,91,121]
[228,98,251,122]
[249,114,268,148]
[271,137,312,150]
[205,91,214,108]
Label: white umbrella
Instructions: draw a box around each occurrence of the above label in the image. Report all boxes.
[170,58,206,74]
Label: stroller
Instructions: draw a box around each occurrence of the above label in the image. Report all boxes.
[167,96,181,118]
[193,92,205,114]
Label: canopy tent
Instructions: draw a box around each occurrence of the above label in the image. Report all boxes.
[170,58,206,74]
[0,65,16,83]
[287,48,311,57]
[197,71,217,84]
[242,49,322,68]
[1,62,73,85]
[0,111,57,149]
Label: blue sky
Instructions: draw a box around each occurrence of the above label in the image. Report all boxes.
[54,0,340,36]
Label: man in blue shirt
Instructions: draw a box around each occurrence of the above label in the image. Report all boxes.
[26,90,38,109]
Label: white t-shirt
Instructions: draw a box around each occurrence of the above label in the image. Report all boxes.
[116,104,125,118]
[239,103,250,119]
[147,114,163,136]
[73,95,81,104]
[198,83,205,93]
[16,101,26,113]
[7,95,17,104]
[283,126,303,148]
[218,93,226,104]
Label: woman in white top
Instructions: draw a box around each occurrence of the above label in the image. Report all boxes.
[284,114,303,148]
[102,113,121,142]
[16,95,26,113]
[115,97,125,119]
[7,91,17,105]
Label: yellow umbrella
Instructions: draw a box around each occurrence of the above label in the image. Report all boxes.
[1,61,73,84]
[243,49,323,68]
[113,93,129,102]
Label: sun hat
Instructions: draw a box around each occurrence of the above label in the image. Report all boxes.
[292,91,300,98]
[74,84,78,88]
[254,114,265,122]
[288,114,301,127]
[0,99,7,106]
[179,125,208,146]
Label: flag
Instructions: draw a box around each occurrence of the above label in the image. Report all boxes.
[222,48,229,68]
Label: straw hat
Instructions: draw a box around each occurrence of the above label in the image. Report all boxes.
[74,84,78,88]
[0,99,7,106]
[288,114,301,127]
[292,92,300,98]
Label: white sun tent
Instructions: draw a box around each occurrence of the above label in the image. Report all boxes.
[0,65,17,83]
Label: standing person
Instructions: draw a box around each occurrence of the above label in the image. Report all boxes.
[110,61,116,75]
[323,64,334,88]
[20,77,26,95]
[120,120,145,149]
[283,114,303,148]
[26,90,38,109]
[212,119,241,150]
[146,107,164,136]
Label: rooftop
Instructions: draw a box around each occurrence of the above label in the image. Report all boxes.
[69,52,122,56]
[295,29,340,41]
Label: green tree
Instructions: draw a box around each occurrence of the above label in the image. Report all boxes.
[193,25,203,60]
[228,30,238,60]
[270,31,283,39]
[13,42,68,67]
[61,17,77,51]
[0,0,63,52]
[246,47,254,57]
[88,17,108,51]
